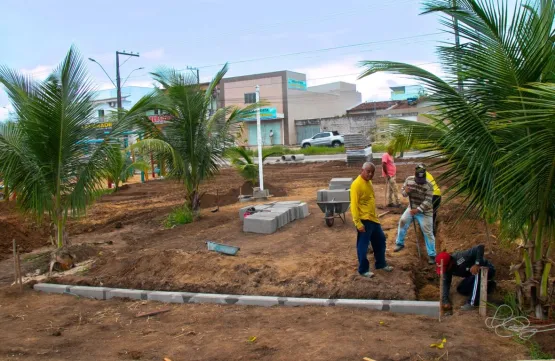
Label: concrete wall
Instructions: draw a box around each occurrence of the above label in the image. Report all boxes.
[295,113,377,138]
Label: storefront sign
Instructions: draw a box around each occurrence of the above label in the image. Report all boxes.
[148,115,172,124]
[287,78,307,91]
[86,122,112,129]
[242,107,277,121]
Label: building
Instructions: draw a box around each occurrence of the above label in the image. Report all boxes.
[219,71,361,146]
[390,85,425,101]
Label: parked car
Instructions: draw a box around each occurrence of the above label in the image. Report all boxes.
[301,131,344,148]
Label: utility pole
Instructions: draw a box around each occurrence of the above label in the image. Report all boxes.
[116,50,140,110]
[255,85,264,190]
[186,66,200,84]
[452,0,463,94]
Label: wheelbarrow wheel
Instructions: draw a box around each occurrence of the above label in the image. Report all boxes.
[325,210,334,227]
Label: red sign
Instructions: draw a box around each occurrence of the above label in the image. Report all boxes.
[148,115,172,124]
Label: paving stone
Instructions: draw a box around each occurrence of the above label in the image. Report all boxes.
[70,286,110,300]
[335,299,383,310]
[189,293,229,305]
[106,288,148,300]
[33,283,70,294]
[280,297,328,306]
[243,215,278,234]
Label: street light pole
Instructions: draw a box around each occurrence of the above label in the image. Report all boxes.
[116,51,140,110]
[255,85,264,190]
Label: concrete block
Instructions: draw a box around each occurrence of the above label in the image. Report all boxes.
[297,203,310,218]
[271,207,295,223]
[33,283,70,294]
[239,206,252,220]
[107,288,148,300]
[236,295,280,307]
[280,297,328,307]
[329,178,353,190]
[335,299,383,310]
[318,189,350,202]
[147,291,185,304]
[253,189,270,199]
[275,201,302,205]
[243,215,278,234]
[189,293,229,305]
[388,300,439,317]
[70,286,110,300]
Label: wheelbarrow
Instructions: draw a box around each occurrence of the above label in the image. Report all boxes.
[317,200,351,227]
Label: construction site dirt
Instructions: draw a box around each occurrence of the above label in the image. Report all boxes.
[0,160,549,360]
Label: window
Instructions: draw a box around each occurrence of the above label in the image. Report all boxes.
[314,133,328,139]
[244,93,256,104]
[154,109,159,115]
[97,110,104,119]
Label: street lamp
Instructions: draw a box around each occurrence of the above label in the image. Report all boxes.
[88,58,116,88]
[122,67,145,87]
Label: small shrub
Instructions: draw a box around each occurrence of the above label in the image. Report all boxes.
[164,205,193,228]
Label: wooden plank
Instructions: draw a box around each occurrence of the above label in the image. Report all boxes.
[479,267,489,317]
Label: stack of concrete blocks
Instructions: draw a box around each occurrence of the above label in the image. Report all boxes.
[316,189,350,202]
[344,134,372,166]
[240,201,310,234]
[328,178,353,190]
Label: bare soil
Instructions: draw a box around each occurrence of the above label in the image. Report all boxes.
[0,160,546,360]
[0,287,527,361]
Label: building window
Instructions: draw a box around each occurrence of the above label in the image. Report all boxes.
[97,110,104,120]
[154,109,159,115]
[244,93,256,104]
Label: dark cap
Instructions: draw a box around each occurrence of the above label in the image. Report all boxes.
[415,163,427,184]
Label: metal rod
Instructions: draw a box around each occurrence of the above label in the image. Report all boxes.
[255,85,264,190]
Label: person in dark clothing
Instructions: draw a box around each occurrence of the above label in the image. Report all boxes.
[435,244,496,311]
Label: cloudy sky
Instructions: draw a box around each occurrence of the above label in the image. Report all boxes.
[0,0,454,121]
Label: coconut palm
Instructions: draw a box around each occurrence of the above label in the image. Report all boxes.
[228,147,279,185]
[105,145,149,191]
[129,64,263,216]
[359,0,555,318]
[0,47,123,248]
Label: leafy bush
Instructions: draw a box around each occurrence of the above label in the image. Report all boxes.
[164,205,193,228]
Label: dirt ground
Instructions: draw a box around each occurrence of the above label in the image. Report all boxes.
[0,288,528,361]
[0,160,548,360]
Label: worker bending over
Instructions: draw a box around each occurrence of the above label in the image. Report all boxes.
[394,164,437,264]
[436,244,496,311]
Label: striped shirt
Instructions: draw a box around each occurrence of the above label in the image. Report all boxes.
[401,176,434,216]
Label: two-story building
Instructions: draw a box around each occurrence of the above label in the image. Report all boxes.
[219,71,361,146]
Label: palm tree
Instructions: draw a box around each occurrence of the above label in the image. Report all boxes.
[129,64,263,216]
[0,47,123,248]
[228,147,279,185]
[359,0,555,318]
[105,145,149,191]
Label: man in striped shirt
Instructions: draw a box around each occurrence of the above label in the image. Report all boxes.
[393,163,437,264]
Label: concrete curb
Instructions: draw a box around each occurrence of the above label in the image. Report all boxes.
[33,283,439,317]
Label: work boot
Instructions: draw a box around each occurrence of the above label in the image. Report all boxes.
[378,265,394,272]
[394,245,404,252]
[360,271,375,278]
[461,303,475,311]
[428,256,436,265]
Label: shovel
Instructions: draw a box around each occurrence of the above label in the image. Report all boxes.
[211,189,219,213]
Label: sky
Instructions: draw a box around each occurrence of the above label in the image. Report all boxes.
[0,0,454,121]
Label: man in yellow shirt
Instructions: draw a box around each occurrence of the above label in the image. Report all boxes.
[350,162,394,278]
[424,166,441,236]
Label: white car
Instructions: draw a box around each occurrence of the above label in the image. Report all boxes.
[301,131,344,148]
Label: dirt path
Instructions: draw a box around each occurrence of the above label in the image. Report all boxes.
[0,288,527,361]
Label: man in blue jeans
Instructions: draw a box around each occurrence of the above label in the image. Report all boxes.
[393,164,437,264]
[350,162,394,278]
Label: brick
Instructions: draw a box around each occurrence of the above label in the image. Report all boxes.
[106,288,148,300]
[70,286,110,300]
[33,283,70,294]
[147,291,185,304]
[243,215,278,234]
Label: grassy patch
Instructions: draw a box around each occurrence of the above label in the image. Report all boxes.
[164,205,194,228]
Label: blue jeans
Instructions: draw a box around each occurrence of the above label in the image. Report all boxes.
[356,220,387,274]
[395,208,436,257]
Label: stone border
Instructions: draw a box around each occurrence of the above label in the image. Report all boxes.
[33,283,439,317]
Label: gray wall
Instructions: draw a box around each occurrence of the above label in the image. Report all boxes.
[295,113,377,143]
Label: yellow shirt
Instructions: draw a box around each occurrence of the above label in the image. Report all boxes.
[426,171,441,196]
[350,175,380,228]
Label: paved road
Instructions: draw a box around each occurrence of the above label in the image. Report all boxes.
[264,151,438,164]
